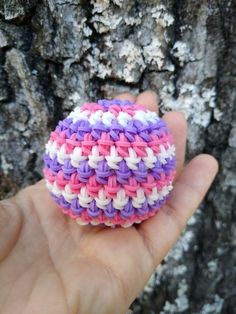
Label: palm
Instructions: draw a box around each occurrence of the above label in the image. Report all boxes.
[0,92,218,314]
[0,181,155,314]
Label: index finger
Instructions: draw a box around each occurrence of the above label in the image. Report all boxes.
[137,154,218,267]
[136,90,159,114]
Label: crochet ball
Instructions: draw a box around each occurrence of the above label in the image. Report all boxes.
[43,99,176,228]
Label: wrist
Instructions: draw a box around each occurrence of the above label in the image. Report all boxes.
[72,260,129,314]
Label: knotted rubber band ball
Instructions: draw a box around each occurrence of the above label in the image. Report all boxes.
[43,99,176,228]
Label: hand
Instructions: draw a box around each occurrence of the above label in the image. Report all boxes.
[0,91,218,314]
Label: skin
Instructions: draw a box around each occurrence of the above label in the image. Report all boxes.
[0,91,218,314]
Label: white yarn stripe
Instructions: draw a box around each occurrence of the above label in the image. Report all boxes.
[78,187,93,208]
[68,107,160,127]
[124,148,141,170]
[117,111,132,127]
[105,146,122,169]
[133,110,159,124]
[75,218,141,227]
[157,144,175,164]
[112,189,129,210]
[68,108,90,122]
[132,189,146,208]
[45,141,58,159]
[147,185,173,205]
[75,217,141,227]
[62,184,77,202]
[71,147,87,167]
[143,147,158,168]
[76,217,90,226]
[88,146,104,168]
[57,144,70,164]
[46,179,173,209]
[46,181,60,197]
[45,142,175,170]
[95,189,110,209]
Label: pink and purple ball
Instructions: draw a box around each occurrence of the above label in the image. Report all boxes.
[43,99,176,228]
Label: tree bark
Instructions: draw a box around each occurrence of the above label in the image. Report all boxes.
[0,0,235,313]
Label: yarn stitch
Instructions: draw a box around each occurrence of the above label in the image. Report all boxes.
[43,99,176,228]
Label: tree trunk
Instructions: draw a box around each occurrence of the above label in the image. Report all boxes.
[0,0,235,313]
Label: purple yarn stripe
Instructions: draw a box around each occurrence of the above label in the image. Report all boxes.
[56,117,168,142]
[50,192,169,219]
[44,154,176,183]
[98,99,135,108]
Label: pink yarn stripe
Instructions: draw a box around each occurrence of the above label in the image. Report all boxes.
[80,103,147,116]
[49,131,173,157]
[60,203,158,226]
[44,167,175,197]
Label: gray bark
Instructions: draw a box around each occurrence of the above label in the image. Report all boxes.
[0,0,236,313]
